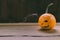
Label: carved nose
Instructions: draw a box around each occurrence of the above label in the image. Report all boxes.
[44,20,48,22]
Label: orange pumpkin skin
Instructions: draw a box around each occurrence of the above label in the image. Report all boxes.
[38,13,56,29]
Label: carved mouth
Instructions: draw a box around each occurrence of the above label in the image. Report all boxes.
[42,25,50,29]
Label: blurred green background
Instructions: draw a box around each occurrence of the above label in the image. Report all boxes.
[0,0,59,23]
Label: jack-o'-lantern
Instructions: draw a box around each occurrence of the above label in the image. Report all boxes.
[38,3,56,29]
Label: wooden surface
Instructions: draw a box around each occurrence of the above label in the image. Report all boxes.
[0,23,59,40]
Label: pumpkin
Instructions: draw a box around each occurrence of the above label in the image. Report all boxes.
[38,13,56,29]
[38,3,56,29]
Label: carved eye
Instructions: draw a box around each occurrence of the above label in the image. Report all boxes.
[44,20,48,22]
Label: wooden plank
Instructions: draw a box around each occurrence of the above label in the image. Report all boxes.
[1,0,8,18]
[0,23,59,26]
[0,23,59,40]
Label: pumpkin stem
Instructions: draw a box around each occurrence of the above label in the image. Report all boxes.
[45,3,53,13]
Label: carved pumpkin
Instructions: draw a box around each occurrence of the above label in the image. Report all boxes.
[38,3,56,29]
[38,13,56,29]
